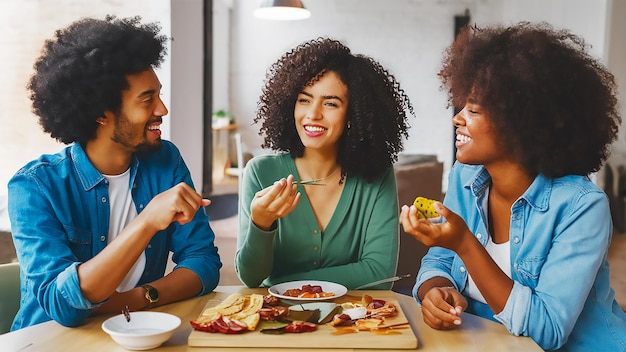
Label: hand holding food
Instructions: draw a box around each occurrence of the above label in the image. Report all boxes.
[401,199,475,252]
[250,175,300,230]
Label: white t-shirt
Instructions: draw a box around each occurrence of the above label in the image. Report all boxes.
[466,189,512,304]
[466,236,511,304]
[104,169,146,292]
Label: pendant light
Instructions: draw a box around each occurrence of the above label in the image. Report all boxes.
[254,0,311,21]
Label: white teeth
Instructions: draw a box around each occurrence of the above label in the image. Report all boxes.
[148,125,160,131]
[304,125,325,132]
[456,134,471,145]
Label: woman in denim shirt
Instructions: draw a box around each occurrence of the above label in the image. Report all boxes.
[400,22,626,351]
[8,16,221,330]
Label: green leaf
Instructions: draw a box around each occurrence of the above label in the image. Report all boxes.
[259,321,288,334]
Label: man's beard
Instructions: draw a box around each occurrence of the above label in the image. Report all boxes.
[135,139,162,155]
[111,112,163,155]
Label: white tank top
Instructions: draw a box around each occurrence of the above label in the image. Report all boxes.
[104,169,146,292]
[466,236,511,304]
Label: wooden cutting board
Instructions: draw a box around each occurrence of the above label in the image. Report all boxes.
[188,289,418,349]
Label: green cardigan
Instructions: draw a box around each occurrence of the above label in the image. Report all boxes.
[235,153,399,290]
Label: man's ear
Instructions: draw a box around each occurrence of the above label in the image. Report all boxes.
[97,111,114,126]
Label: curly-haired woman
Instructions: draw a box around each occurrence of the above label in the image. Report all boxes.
[235,37,413,290]
[400,22,626,350]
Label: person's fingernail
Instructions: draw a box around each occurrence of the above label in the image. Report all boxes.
[454,319,461,325]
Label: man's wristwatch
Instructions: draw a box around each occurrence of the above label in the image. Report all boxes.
[141,284,159,305]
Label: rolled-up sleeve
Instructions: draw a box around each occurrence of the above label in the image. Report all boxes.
[413,246,458,304]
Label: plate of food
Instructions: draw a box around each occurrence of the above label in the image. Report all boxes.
[268,280,347,301]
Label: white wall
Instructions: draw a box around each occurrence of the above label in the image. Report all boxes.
[224,0,620,192]
[607,0,626,168]
[171,0,205,192]
[213,0,233,113]
[1,0,623,215]
[169,0,233,194]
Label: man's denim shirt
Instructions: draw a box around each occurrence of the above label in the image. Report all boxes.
[8,141,221,330]
[414,162,626,351]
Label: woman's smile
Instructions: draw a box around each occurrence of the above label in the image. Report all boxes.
[303,123,327,137]
[455,132,471,148]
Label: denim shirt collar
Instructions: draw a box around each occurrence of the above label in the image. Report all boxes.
[520,174,551,212]
[69,143,139,191]
[463,165,550,212]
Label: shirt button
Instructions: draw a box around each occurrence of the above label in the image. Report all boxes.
[101,197,107,203]
[514,237,520,244]
[147,244,152,249]
[139,204,144,209]
[476,233,482,240]
[460,267,466,273]
[100,235,106,242]
[313,261,317,266]
[313,246,318,251]
[516,214,521,219]
[313,230,318,235]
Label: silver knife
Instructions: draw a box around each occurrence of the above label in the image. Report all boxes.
[355,273,411,290]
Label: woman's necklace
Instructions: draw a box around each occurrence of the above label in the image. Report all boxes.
[298,166,340,185]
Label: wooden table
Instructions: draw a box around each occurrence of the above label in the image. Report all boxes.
[0,286,541,351]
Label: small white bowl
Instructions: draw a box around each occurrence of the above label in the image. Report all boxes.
[102,311,181,350]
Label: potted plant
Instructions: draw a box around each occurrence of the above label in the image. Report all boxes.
[212,110,234,128]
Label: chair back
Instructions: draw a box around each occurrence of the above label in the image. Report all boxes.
[0,261,20,334]
[392,157,443,296]
[225,132,245,178]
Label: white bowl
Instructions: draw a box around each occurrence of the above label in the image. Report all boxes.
[101,311,181,350]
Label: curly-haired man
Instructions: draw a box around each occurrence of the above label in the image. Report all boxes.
[8,15,221,330]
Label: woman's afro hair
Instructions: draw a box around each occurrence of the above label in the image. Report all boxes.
[440,22,620,177]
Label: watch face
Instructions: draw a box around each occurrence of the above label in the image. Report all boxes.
[144,285,159,302]
[148,287,158,300]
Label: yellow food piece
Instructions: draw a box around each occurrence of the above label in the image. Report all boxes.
[198,293,264,330]
[413,196,439,219]
[201,293,245,319]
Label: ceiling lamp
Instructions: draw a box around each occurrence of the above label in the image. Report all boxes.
[254,0,311,21]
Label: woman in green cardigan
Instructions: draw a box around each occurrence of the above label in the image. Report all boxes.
[235,37,413,289]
